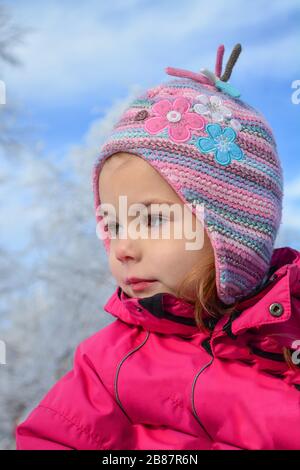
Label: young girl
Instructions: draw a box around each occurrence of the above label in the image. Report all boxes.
[15,44,300,450]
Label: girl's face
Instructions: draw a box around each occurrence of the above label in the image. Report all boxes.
[98,152,214,298]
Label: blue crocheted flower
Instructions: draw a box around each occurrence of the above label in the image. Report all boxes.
[197,123,244,166]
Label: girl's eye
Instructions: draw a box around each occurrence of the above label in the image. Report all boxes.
[103,222,119,235]
[103,214,167,236]
[144,213,167,227]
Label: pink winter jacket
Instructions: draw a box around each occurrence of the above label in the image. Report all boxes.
[15,246,300,450]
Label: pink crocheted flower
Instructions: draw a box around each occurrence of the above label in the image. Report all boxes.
[144,97,206,143]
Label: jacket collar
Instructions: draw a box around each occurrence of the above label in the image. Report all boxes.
[215,246,300,337]
[103,286,209,336]
[103,246,300,337]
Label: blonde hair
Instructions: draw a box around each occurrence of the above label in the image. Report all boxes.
[174,251,238,332]
[174,254,296,371]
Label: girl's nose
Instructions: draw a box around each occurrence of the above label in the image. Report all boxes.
[115,238,141,263]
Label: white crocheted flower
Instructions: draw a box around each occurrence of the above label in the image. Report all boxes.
[194,94,232,123]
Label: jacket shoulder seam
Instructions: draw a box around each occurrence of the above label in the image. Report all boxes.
[37,404,107,449]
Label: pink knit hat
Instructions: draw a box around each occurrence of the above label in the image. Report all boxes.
[92,44,283,305]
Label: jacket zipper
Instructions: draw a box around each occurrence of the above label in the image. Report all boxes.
[114,330,150,421]
[191,335,214,442]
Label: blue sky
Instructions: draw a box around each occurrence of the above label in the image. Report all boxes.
[1,0,300,249]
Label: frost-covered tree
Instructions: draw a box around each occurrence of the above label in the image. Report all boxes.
[0,81,141,448]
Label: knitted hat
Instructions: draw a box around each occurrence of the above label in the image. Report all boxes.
[92,43,283,305]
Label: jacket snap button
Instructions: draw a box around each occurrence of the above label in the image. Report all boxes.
[136,307,143,312]
[269,302,284,317]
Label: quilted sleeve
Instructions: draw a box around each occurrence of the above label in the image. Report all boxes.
[15,339,132,450]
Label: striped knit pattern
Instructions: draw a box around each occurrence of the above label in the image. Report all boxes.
[92,77,283,305]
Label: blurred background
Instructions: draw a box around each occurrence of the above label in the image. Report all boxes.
[0,0,299,449]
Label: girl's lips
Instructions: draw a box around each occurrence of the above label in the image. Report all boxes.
[129,280,157,292]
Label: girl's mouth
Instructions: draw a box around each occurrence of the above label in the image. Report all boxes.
[129,280,157,292]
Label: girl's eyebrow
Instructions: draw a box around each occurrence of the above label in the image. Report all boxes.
[138,199,176,206]
[102,199,177,218]
[104,199,176,211]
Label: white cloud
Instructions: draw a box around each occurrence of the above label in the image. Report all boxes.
[284,177,300,199]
